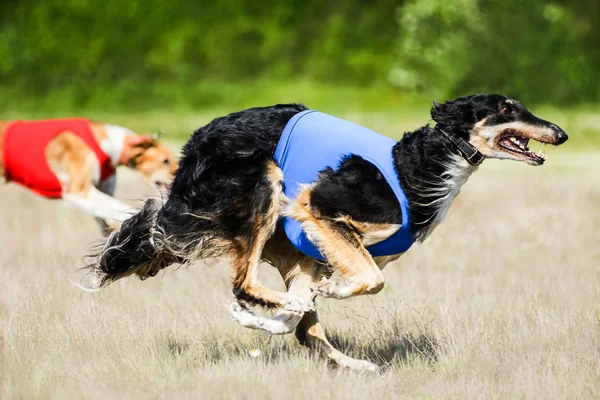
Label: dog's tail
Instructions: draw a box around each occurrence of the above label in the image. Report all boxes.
[83,198,175,288]
[81,197,229,290]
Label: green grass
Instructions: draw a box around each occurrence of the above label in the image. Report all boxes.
[1,81,599,147]
[0,80,426,114]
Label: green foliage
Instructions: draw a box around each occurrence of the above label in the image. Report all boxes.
[0,0,598,109]
[392,0,600,104]
[0,0,399,110]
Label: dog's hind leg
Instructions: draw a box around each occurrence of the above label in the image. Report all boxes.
[292,257,403,372]
[280,258,380,372]
[231,253,380,371]
[295,310,379,373]
[231,161,315,313]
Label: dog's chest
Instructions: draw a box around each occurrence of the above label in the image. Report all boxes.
[101,125,131,167]
[418,155,476,241]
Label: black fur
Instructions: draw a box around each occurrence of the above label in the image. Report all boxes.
[94,199,172,283]
[160,103,306,244]
[310,155,402,225]
[95,104,306,282]
[431,93,564,139]
[88,94,567,303]
[391,125,461,239]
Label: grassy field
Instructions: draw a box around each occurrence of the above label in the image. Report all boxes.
[2,82,600,147]
[1,110,599,398]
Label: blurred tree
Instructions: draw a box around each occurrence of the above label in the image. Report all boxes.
[391,0,600,104]
[0,0,399,95]
[0,0,597,107]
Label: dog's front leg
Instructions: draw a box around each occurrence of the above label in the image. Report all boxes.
[94,175,121,233]
[63,186,136,224]
[295,310,379,373]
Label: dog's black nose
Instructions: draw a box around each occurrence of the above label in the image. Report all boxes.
[550,124,568,144]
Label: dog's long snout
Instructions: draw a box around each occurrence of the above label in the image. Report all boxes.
[550,123,568,144]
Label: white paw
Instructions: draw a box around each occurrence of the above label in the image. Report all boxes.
[228,301,256,325]
[282,295,315,313]
[227,301,302,335]
[338,357,380,374]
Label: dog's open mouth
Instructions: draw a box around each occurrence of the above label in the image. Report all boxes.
[498,134,546,164]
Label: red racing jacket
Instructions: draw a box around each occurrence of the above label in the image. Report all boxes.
[2,118,116,198]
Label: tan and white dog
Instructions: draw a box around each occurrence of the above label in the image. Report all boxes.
[0,118,178,230]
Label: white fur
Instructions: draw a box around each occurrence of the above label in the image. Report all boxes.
[90,157,101,186]
[434,155,476,222]
[63,186,135,223]
[413,153,477,241]
[101,124,134,167]
[228,302,304,335]
[362,224,401,246]
[70,125,134,229]
[86,124,131,226]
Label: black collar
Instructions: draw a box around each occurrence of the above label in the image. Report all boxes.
[436,128,484,166]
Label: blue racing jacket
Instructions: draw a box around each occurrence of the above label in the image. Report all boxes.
[273,110,414,260]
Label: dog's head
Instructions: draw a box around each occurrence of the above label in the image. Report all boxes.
[431,94,568,165]
[124,135,178,192]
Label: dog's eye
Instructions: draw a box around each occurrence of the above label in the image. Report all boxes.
[501,105,513,114]
[163,159,170,165]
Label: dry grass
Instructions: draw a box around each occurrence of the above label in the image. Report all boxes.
[1,152,599,399]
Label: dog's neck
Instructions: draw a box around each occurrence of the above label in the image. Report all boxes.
[101,125,136,168]
[393,125,478,242]
[117,136,145,167]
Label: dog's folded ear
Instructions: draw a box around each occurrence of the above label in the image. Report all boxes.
[129,135,158,149]
[123,135,159,167]
[431,99,453,124]
[431,98,476,133]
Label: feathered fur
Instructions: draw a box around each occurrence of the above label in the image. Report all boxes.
[83,94,568,308]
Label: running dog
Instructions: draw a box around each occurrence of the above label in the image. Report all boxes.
[83,94,567,371]
[0,119,178,230]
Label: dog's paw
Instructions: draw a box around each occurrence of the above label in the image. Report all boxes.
[342,359,380,374]
[337,355,381,374]
[228,301,301,335]
[311,278,353,299]
[282,295,315,313]
[228,301,256,325]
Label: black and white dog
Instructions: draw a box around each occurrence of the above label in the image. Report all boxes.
[83,94,568,372]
